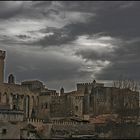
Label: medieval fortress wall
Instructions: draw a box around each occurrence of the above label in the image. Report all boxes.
[0,50,40,121]
[0,49,139,135]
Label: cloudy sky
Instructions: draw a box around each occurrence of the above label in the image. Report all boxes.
[0,1,140,92]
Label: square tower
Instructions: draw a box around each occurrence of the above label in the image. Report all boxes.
[0,50,6,83]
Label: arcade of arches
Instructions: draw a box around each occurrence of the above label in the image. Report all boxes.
[0,83,39,118]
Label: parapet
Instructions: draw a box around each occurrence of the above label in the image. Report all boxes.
[77,82,104,87]
[27,118,44,123]
[77,83,92,86]
[0,50,6,59]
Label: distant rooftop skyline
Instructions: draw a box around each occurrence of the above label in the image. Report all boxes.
[0,1,140,91]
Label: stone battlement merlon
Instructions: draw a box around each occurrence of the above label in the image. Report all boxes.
[77,82,104,86]
[77,83,90,85]
[0,50,6,59]
[27,118,44,123]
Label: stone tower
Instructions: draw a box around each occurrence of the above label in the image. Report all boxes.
[60,87,64,96]
[0,50,6,83]
[8,74,15,84]
[83,85,90,114]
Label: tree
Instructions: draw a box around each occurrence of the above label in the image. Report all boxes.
[113,75,139,92]
[112,76,139,124]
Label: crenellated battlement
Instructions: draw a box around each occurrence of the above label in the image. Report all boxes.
[77,81,104,88]
[77,83,93,86]
[0,50,6,59]
[27,118,44,123]
[26,118,44,129]
[52,120,81,125]
[51,93,66,99]
[77,81,104,92]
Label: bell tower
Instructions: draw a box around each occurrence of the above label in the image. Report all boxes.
[0,50,6,83]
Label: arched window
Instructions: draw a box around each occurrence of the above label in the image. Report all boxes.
[37,96,39,106]
[3,92,8,104]
[0,92,1,102]
[13,105,16,110]
[32,96,35,107]
[75,106,78,111]
[45,103,48,109]
[6,94,9,103]
[23,95,30,118]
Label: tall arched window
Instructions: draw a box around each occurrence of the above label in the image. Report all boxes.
[37,96,39,106]
[45,103,48,109]
[3,92,8,104]
[6,93,9,103]
[32,96,35,107]
[24,95,30,118]
[0,92,1,102]
[75,106,78,111]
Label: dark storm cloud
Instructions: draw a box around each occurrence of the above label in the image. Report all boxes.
[92,2,140,38]
[1,1,140,91]
[5,48,92,91]
[16,34,31,39]
[0,1,23,19]
[63,1,140,39]
[95,39,140,80]
[75,35,140,80]
[35,1,140,47]
[36,27,77,46]
[75,49,113,61]
[57,1,140,82]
